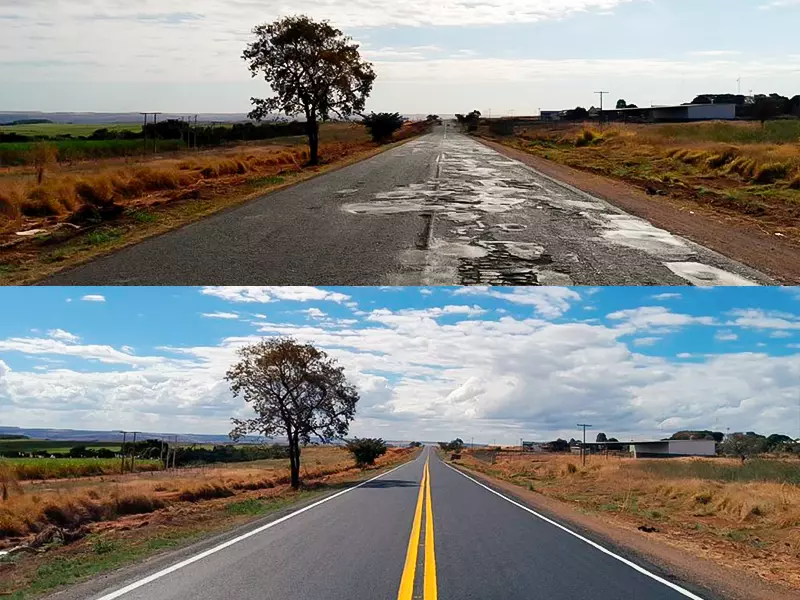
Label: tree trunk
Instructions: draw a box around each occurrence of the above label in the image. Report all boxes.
[306,117,319,166]
[289,436,301,489]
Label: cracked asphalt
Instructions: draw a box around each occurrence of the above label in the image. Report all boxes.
[45,125,773,286]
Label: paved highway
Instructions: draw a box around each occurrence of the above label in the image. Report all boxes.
[45,125,770,286]
[60,448,713,600]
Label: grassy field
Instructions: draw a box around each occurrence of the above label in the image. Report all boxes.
[0,123,140,137]
[0,139,185,166]
[4,458,161,480]
[482,119,800,240]
[0,439,121,454]
[456,451,800,590]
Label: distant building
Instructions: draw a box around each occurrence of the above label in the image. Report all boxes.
[629,439,716,458]
[521,441,543,452]
[540,110,564,122]
[602,103,737,123]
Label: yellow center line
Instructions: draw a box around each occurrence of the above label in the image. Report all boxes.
[397,457,427,600]
[424,460,438,600]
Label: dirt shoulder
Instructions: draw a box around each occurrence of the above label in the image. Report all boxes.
[478,136,800,284]
[449,460,797,600]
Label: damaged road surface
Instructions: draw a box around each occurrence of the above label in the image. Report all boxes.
[46,125,772,286]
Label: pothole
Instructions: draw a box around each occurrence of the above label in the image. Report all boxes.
[458,241,560,285]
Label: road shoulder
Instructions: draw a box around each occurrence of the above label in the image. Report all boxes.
[476,136,800,285]
[447,459,795,600]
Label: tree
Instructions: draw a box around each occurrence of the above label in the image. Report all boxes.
[720,432,767,463]
[243,15,376,166]
[595,432,608,443]
[227,337,359,488]
[346,437,388,467]
[361,112,405,143]
[766,433,793,451]
[615,99,627,109]
[426,114,441,123]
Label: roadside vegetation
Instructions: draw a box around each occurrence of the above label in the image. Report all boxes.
[0,445,415,598]
[451,450,800,591]
[479,119,800,243]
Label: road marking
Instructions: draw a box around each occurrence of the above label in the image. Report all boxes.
[397,458,427,600]
[424,460,438,600]
[94,461,411,600]
[443,461,705,600]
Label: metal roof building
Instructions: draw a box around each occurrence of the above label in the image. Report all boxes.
[602,103,737,123]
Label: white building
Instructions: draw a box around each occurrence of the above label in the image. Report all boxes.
[629,439,717,458]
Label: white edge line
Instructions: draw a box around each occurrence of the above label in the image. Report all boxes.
[95,460,414,600]
[443,461,705,600]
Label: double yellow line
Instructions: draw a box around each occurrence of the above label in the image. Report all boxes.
[397,456,437,600]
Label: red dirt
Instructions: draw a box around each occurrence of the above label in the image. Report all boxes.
[478,137,800,285]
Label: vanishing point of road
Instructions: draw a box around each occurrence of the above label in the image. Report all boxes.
[45,125,772,286]
[57,448,714,600]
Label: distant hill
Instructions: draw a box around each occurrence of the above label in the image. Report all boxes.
[0,425,267,445]
[0,112,251,125]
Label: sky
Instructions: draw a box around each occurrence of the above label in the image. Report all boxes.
[0,286,798,444]
[2,1,800,114]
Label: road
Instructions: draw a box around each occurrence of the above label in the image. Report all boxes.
[61,447,713,600]
[45,125,771,286]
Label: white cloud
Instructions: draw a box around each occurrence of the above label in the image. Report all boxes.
[715,331,738,342]
[81,294,106,303]
[303,308,327,320]
[632,337,660,347]
[770,330,792,339]
[201,287,350,304]
[688,50,742,57]
[607,306,714,331]
[201,312,239,319]
[760,0,800,8]
[419,289,433,296]
[453,287,581,318]
[727,309,800,330]
[47,329,80,343]
[651,292,682,300]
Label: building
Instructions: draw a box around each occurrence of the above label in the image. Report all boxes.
[602,103,737,123]
[540,110,564,122]
[629,439,717,458]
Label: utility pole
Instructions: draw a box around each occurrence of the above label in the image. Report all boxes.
[120,431,128,473]
[139,114,148,157]
[130,431,139,473]
[577,423,592,466]
[594,91,608,112]
[737,76,741,95]
[152,112,162,154]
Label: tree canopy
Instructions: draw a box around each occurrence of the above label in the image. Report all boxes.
[227,337,359,488]
[243,15,376,164]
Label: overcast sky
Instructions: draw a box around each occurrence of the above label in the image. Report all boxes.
[2,0,799,114]
[0,286,798,444]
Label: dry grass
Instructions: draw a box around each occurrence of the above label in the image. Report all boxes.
[7,458,161,480]
[458,451,800,585]
[486,120,800,237]
[0,447,412,540]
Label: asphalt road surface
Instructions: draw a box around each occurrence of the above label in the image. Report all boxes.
[59,448,714,600]
[45,125,771,286]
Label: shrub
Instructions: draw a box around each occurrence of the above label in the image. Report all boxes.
[752,162,790,184]
[566,463,578,474]
[361,112,405,144]
[346,438,388,467]
[575,129,595,147]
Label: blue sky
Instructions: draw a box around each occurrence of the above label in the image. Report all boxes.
[0,286,798,443]
[3,0,799,113]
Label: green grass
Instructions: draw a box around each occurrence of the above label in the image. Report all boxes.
[129,210,157,223]
[0,139,184,166]
[0,123,140,137]
[653,120,800,144]
[0,439,122,453]
[86,228,122,245]
[634,458,800,484]
[246,175,285,187]
[5,457,161,480]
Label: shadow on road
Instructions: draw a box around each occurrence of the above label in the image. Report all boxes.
[303,478,418,493]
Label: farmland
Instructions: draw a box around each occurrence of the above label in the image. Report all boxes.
[5,458,161,480]
[453,450,800,591]
[0,123,140,137]
[480,119,800,244]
